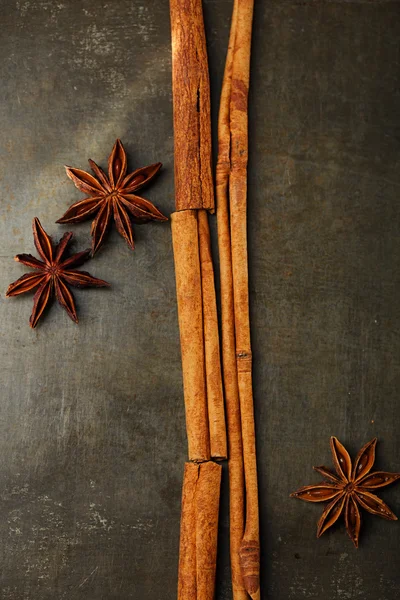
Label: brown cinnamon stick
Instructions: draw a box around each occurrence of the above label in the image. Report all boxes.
[216,1,248,598]
[217,0,259,598]
[170,2,230,598]
[198,209,227,460]
[228,2,259,599]
[170,0,214,212]
[171,210,210,462]
[177,461,222,600]
[177,463,198,599]
[195,461,222,598]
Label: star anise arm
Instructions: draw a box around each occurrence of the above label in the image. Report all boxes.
[54,232,73,262]
[55,278,78,323]
[358,471,400,489]
[113,199,135,250]
[355,490,398,521]
[91,201,113,255]
[120,162,162,194]
[30,278,52,328]
[33,217,53,263]
[14,253,45,270]
[352,438,377,482]
[345,494,361,548]
[56,196,103,224]
[60,249,92,270]
[65,166,106,196]
[317,493,346,538]
[108,139,127,188]
[330,437,352,482]
[290,483,342,502]
[62,270,110,288]
[313,466,342,483]
[119,194,168,222]
[6,272,47,297]
[89,159,112,192]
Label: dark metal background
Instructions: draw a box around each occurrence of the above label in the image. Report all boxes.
[0,1,399,598]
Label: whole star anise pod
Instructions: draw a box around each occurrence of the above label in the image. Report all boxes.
[6,218,110,328]
[291,437,400,547]
[57,139,168,255]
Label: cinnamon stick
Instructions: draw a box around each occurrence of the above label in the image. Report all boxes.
[177,463,198,599]
[170,2,233,598]
[217,0,259,598]
[228,2,259,599]
[169,0,214,212]
[198,209,227,460]
[171,210,210,462]
[195,461,222,598]
[177,461,222,600]
[216,0,247,598]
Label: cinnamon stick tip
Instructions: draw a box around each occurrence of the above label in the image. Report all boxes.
[239,540,260,596]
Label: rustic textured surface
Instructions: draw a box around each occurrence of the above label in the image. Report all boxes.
[0,1,399,598]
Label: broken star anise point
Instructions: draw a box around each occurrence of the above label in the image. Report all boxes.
[291,436,400,548]
[57,139,168,255]
[6,218,110,328]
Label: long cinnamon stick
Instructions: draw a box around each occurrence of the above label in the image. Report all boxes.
[170,1,230,598]
[171,210,210,462]
[228,2,259,599]
[177,461,222,600]
[198,209,227,460]
[216,0,248,598]
[217,0,259,598]
[169,0,214,212]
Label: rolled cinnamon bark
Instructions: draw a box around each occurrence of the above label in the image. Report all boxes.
[177,463,198,599]
[171,210,210,462]
[198,209,227,460]
[170,1,234,598]
[229,2,259,599]
[217,0,259,598]
[177,461,222,600]
[216,0,248,597]
[195,461,222,598]
[169,0,214,212]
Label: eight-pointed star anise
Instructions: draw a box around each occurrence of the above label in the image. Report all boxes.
[6,218,110,328]
[291,437,400,547]
[57,139,168,255]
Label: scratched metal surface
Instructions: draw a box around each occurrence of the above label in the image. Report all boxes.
[0,1,399,599]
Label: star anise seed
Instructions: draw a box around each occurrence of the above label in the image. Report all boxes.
[291,437,400,547]
[6,218,110,328]
[57,139,168,255]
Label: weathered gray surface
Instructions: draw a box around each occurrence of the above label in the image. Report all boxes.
[0,0,399,598]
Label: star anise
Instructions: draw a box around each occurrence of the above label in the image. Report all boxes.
[6,218,110,328]
[291,437,400,547]
[57,139,167,255]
